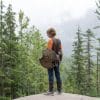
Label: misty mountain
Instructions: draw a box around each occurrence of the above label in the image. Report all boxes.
[56,9,100,56]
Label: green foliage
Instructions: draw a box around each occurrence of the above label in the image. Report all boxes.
[0,96,11,100]
[63,28,100,97]
[95,0,100,96]
[83,29,95,95]
[70,27,86,94]
[0,1,47,99]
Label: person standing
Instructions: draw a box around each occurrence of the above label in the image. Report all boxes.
[45,28,63,95]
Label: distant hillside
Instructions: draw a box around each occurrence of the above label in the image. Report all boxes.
[56,9,100,56]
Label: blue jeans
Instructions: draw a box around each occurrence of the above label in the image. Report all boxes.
[48,64,62,84]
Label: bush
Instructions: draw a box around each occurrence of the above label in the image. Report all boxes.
[0,96,11,100]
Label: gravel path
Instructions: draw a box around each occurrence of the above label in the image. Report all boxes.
[14,93,100,100]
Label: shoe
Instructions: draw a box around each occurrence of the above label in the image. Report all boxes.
[57,82,62,95]
[57,90,62,95]
[44,91,54,96]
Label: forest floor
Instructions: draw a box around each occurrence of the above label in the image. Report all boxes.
[14,93,100,100]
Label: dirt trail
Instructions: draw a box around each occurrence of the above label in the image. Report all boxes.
[14,93,100,100]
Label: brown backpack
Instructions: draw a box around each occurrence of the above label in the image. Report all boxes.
[39,49,57,69]
[39,38,62,69]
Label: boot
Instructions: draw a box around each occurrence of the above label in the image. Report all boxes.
[57,82,62,94]
[44,83,54,96]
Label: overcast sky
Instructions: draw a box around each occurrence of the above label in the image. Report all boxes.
[4,0,96,28]
[3,0,98,56]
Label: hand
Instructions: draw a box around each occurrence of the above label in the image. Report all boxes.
[56,54,60,61]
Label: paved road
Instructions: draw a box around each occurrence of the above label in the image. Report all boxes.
[14,93,100,100]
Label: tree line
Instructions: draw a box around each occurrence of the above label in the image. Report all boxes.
[0,1,47,99]
[62,0,100,96]
[62,28,100,97]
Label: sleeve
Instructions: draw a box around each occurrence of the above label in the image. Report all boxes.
[47,38,53,49]
[58,39,63,61]
[59,39,62,49]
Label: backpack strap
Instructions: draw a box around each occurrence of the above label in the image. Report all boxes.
[52,38,63,61]
[52,38,60,54]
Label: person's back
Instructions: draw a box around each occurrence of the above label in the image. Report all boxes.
[45,28,63,95]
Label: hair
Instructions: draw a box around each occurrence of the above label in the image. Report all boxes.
[47,28,56,37]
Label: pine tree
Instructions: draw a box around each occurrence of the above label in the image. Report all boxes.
[16,10,30,96]
[4,4,18,98]
[96,0,100,20]
[71,27,86,94]
[96,38,100,96]
[18,10,29,43]
[83,29,95,95]
[0,0,6,97]
[95,0,100,96]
